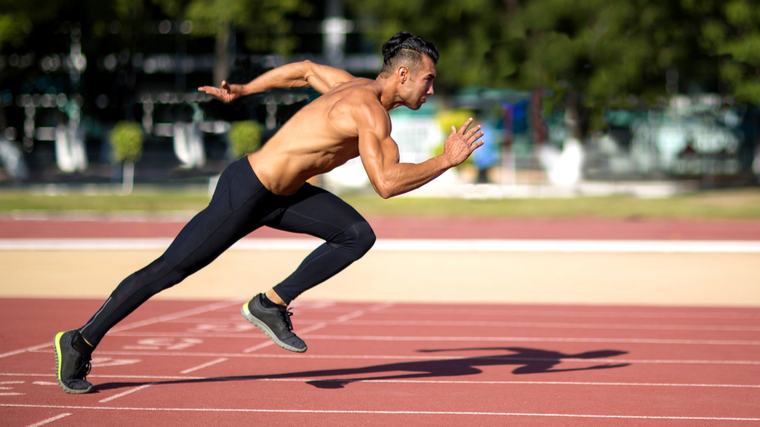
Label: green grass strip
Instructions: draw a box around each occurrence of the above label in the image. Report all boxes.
[1,188,758,220]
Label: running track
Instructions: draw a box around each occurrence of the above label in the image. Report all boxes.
[1,216,759,426]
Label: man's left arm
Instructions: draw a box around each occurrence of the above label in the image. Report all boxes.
[198,61,355,103]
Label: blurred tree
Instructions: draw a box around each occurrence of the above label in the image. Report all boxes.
[697,0,760,103]
[109,120,144,193]
[0,0,62,50]
[153,0,312,85]
[346,0,760,139]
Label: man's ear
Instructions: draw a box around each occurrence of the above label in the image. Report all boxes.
[397,65,409,84]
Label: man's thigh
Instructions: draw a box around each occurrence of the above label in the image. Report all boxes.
[267,184,369,241]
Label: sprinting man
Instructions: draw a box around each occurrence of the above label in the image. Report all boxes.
[54,31,484,394]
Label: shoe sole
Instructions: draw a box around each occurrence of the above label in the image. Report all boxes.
[240,303,306,353]
[54,331,93,394]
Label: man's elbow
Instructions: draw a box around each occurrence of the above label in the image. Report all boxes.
[372,181,396,199]
[375,186,394,200]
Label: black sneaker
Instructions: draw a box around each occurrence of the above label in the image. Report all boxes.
[241,294,307,353]
[53,330,93,394]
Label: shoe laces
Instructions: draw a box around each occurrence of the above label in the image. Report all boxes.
[278,306,295,332]
[75,353,92,380]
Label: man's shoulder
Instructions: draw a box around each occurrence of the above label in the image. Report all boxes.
[331,81,385,114]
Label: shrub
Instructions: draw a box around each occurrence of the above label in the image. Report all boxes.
[109,121,144,163]
[228,121,263,159]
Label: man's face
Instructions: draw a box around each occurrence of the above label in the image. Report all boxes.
[400,55,436,110]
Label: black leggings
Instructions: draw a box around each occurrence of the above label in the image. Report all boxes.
[79,158,375,347]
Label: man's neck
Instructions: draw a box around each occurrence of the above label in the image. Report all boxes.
[375,76,405,111]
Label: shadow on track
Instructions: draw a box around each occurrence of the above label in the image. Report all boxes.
[94,346,629,392]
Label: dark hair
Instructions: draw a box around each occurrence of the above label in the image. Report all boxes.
[380,32,439,76]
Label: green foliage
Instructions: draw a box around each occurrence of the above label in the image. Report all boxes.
[181,0,311,54]
[0,0,63,50]
[228,120,262,158]
[109,122,145,163]
[346,0,760,135]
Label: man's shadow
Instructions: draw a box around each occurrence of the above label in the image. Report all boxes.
[94,347,629,392]
[293,347,629,389]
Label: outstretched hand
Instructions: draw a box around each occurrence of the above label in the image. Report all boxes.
[198,81,243,103]
[443,118,484,167]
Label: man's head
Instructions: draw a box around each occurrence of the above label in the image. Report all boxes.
[380,32,439,110]
[380,32,439,78]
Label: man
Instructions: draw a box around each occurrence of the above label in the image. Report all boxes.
[54,31,484,394]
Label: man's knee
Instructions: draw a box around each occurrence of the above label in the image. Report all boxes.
[352,221,376,254]
[333,221,376,257]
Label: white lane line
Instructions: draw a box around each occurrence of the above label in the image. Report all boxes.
[341,320,760,332]
[23,348,760,365]
[373,239,760,253]
[117,317,760,332]
[298,322,329,334]
[1,372,757,389]
[0,392,24,396]
[3,238,760,253]
[378,307,760,320]
[334,311,365,323]
[369,302,395,312]
[2,403,759,421]
[0,238,176,250]
[242,341,275,353]
[0,343,54,360]
[25,413,71,427]
[111,300,242,334]
[99,382,157,403]
[106,331,760,346]
[304,334,760,346]
[180,358,227,374]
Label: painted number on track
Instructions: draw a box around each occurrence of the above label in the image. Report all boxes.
[123,338,203,350]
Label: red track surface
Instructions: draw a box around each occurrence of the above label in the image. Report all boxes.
[1,217,759,425]
[1,298,759,426]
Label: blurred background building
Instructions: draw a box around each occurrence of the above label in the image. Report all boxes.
[1,0,759,194]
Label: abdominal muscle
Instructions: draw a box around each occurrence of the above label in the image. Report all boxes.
[246,122,360,196]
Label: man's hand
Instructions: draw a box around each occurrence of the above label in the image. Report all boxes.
[442,118,485,167]
[198,81,244,103]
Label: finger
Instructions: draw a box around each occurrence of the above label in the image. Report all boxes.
[470,131,484,142]
[466,125,482,137]
[469,140,485,152]
[457,118,474,134]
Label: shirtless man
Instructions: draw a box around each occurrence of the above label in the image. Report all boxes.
[53,31,483,394]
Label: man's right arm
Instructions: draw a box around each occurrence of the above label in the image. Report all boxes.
[198,61,355,102]
[357,105,484,199]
